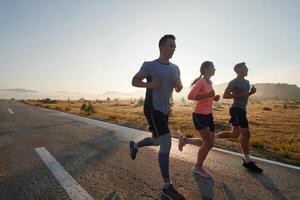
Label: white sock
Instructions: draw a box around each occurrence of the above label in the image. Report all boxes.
[244,154,251,163]
[163,181,172,188]
[134,143,139,149]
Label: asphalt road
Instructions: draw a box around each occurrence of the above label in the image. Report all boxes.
[0,99,299,200]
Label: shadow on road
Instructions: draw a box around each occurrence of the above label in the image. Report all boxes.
[249,172,288,200]
[193,173,215,200]
[221,182,235,200]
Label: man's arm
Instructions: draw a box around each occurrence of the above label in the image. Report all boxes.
[249,85,256,96]
[132,73,159,88]
[223,86,248,99]
[174,78,183,92]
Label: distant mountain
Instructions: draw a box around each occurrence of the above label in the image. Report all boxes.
[4,88,37,93]
[253,83,300,100]
[99,83,300,101]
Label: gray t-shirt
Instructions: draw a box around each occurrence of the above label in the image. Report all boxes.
[138,59,180,115]
[227,77,250,110]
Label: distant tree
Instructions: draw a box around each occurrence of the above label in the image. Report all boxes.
[169,96,174,114]
[136,97,144,106]
[86,102,96,115]
[130,98,136,104]
[80,102,96,115]
[181,97,186,105]
[80,102,88,112]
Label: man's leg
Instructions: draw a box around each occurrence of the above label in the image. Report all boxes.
[239,127,250,162]
[129,137,158,160]
[152,134,172,184]
[239,127,263,173]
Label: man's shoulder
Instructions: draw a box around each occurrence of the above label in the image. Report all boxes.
[229,77,249,84]
[169,62,179,68]
[141,60,156,69]
[228,78,237,85]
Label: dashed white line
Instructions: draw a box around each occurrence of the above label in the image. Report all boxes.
[8,108,14,114]
[35,147,94,200]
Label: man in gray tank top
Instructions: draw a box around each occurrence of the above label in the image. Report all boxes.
[129,35,185,200]
[216,62,263,173]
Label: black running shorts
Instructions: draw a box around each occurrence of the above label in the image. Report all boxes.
[229,107,249,128]
[192,113,215,132]
[144,108,170,137]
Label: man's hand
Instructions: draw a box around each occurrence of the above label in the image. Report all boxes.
[148,79,160,89]
[249,85,257,95]
[175,79,183,92]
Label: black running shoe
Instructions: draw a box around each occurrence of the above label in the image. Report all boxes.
[242,160,263,173]
[162,184,185,200]
[129,141,138,160]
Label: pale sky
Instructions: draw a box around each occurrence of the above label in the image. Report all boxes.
[0,0,299,94]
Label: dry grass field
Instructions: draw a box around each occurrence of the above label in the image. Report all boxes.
[23,99,300,166]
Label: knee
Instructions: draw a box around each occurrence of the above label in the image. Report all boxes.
[160,141,171,153]
[204,138,214,149]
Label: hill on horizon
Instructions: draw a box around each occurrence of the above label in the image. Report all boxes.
[100,83,300,101]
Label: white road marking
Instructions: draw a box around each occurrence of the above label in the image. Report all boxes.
[211,147,300,171]
[35,147,94,200]
[8,108,13,114]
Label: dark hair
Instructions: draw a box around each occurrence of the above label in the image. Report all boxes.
[191,61,213,87]
[234,62,246,72]
[159,34,176,47]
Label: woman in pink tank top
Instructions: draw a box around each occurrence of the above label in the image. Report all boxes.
[178,61,220,178]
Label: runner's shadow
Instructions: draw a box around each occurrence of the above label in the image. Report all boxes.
[249,172,288,200]
[221,182,235,200]
[193,174,215,200]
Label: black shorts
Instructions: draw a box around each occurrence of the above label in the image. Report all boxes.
[229,107,249,128]
[144,107,170,137]
[192,113,215,132]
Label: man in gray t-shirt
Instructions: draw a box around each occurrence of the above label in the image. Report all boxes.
[216,62,263,173]
[129,35,185,199]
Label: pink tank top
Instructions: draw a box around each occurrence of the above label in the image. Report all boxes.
[188,78,214,114]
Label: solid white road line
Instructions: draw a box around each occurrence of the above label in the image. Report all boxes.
[35,147,94,200]
[8,108,13,114]
[211,147,300,171]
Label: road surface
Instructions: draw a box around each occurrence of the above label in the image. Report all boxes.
[0,99,299,200]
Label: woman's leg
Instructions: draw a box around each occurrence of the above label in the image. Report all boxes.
[178,136,203,151]
[195,128,214,169]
